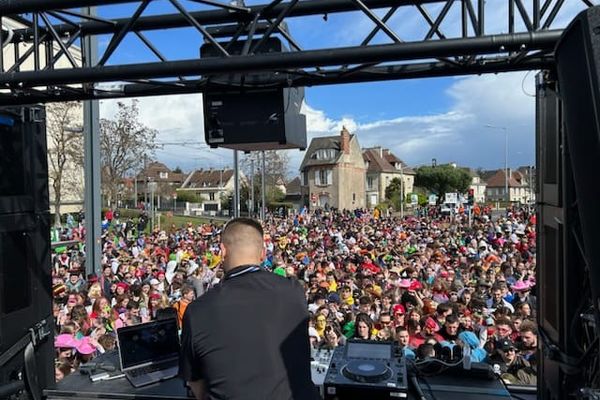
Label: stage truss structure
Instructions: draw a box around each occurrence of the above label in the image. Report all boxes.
[0,0,595,105]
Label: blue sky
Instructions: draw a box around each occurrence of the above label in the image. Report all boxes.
[97,0,591,176]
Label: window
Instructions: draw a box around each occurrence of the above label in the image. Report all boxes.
[367,176,375,190]
[302,171,309,186]
[315,169,332,186]
[209,192,215,201]
[159,171,168,179]
[312,149,338,160]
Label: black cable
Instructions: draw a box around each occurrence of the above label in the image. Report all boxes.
[417,375,438,400]
[409,375,427,400]
[406,360,427,400]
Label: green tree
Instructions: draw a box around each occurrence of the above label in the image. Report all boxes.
[414,165,471,199]
[385,177,403,200]
[172,166,183,174]
[385,177,404,210]
[175,190,201,203]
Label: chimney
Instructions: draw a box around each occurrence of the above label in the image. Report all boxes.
[341,126,350,154]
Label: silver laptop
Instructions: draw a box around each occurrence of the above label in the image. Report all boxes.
[117,318,180,388]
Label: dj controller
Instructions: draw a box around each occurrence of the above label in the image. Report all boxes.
[320,340,408,399]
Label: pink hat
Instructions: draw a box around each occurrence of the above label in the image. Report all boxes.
[512,280,530,291]
[398,279,411,289]
[76,337,97,355]
[54,334,79,349]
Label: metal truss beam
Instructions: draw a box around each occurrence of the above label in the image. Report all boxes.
[12,0,427,39]
[0,55,551,106]
[0,30,560,88]
[0,0,594,104]
[3,0,425,16]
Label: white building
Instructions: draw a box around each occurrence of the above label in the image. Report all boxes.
[485,169,530,203]
[179,169,245,213]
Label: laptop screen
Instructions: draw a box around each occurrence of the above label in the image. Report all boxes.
[118,318,180,370]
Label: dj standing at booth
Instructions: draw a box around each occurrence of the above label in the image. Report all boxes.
[179,218,320,400]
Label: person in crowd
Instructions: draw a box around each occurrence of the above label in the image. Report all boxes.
[395,326,416,360]
[518,321,538,368]
[173,285,195,328]
[354,313,376,340]
[438,314,461,343]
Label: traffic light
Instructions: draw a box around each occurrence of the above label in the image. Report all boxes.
[468,188,475,205]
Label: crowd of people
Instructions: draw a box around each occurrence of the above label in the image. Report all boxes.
[51,204,538,386]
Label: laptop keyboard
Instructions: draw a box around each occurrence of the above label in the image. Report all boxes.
[128,360,179,377]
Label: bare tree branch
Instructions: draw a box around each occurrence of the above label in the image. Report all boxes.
[100,100,158,206]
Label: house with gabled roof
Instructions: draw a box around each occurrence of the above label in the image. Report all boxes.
[179,168,243,213]
[362,147,415,208]
[485,169,531,203]
[299,127,366,210]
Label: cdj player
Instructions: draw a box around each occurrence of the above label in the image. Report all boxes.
[323,340,408,399]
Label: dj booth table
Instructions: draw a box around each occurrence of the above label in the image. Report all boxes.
[44,351,193,400]
[44,351,538,400]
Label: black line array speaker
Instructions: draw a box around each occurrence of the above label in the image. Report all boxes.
[555,6,600,328]
[0,106,49,215]
[0,106,54,395]
[534,6,600,399]
[200,38,307,151]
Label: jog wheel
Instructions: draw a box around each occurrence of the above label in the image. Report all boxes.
[341,360,392,383]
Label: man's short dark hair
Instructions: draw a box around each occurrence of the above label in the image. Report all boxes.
[358,295,371,306]
[181,285,194,296]
[395,325,408,335]
[222,218,264,248]
[519,321,538,335]
[445,314,459,325]
[436,303,452,314]
[223,218,264,237]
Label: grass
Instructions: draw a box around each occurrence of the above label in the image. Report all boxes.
[153,213,220,229]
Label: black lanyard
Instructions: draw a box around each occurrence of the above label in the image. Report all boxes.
[224,265,262,280]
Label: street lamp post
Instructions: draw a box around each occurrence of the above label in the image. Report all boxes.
[399,164,404,219]
[484,124,508,203]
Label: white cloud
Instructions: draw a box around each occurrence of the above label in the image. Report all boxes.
[101,94,233,172]
[302,102,357,134]
[297,71,536,173]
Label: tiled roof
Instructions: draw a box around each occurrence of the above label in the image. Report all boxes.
[285,177,302,194]
[363,149,396,173]
[362,147,415,175]
[300,135,347,170]
[183,169,234,188]
[486,170,522,187]
[138,161,184,183]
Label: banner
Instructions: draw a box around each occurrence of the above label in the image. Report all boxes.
[445,192,458,204]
